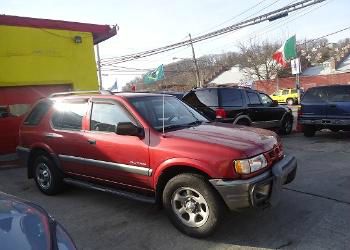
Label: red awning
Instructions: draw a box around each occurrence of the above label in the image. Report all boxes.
[0,15,117,44]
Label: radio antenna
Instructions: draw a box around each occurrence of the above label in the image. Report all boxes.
[162,94,165,135]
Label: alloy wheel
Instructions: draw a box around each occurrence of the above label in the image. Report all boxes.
[36,163,52,190]
[171,187,209,228]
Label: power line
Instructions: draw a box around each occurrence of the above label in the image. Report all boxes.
[101,0,326,65]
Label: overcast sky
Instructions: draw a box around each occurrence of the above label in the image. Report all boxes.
[2,0,350,89]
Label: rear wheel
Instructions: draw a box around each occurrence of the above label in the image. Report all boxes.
[34,155,65,195]
[162,173,224,238]
[236,119,251,126]
[303,125,316,137]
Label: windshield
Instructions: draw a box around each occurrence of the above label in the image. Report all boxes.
[129,96,208,131]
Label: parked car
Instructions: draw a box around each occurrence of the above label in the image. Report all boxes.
[182,87,294,135]
[299,84,350,137]
[17,91,297,238]
[270,88,299,105]
[0,191,76,250]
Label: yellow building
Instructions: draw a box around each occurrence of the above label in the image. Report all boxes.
[0,15,117,155]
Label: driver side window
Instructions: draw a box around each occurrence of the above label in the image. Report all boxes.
[90,102,136,132]
[259,93,273,106]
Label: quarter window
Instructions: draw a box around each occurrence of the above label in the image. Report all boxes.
[90,102,136,132]
[220,89,243,107]
[52,102,87,130]
[24,101,51,125]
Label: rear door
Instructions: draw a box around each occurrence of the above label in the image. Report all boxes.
[301,87,328,121]
[47,99,90,174]
[326,86,350,121]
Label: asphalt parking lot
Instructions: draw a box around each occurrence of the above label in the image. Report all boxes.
[1,131,350,250]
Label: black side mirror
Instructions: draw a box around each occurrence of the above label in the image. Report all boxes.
[116,122,144,138]
[272,100,279,107]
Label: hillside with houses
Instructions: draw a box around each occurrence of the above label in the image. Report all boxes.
[123,37,350,93]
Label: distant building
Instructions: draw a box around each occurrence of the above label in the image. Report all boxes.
[0,15,117,155]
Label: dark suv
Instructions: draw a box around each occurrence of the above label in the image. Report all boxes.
[299,85,350,137]
[182,87,294,134]
[17,91,297,238]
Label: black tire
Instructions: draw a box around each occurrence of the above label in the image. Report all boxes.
[162,173,224,238]
[279,115,293,135]
[236,119,251,126]
[33,155,65,195]
[303,125,316,137]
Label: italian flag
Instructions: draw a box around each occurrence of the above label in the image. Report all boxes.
[272,35,297,66]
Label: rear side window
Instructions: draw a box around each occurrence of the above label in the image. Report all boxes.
[291,89,297,94]
[183,89,218,107]
[282,90,289,95]
[52,101,87,130]
[247,92,262,105]
[24,101,51,125]
[302,87,327,103]
[327,86,350,102]
[220,89,243,107]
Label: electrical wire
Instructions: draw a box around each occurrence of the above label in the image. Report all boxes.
[100,0,327,64]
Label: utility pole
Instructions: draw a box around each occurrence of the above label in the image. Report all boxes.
[96,44,103,90]
[189,33,201,88]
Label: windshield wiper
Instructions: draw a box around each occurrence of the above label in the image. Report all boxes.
[162,121,203,131]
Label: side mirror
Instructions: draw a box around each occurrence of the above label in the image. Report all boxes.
[116,122,144,138]
[272,100,279,107]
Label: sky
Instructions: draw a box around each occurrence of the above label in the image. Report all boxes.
[2,0,350,89]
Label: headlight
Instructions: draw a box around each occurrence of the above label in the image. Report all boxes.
[234,154,267,174]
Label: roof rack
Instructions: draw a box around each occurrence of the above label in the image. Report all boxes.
[49,90,113,98]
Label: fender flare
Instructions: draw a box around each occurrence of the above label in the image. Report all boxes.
[152,158,215,189]
[233,115,252,125]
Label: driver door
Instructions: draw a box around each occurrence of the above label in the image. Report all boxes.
[82,99,151,189]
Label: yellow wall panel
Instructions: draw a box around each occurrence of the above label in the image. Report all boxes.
[0,25,98,90]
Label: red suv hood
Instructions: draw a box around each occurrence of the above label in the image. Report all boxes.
[166,122,278,158]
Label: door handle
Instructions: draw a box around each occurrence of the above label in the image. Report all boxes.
[87,139,96,145]
[45,133,61,139]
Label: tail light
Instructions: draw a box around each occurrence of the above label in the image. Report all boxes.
[216,108,227,119]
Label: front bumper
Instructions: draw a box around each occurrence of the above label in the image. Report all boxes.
[209,155,297,211]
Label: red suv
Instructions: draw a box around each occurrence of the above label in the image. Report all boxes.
[17,91,297,238]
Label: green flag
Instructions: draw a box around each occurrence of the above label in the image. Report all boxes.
[143,65,165,84]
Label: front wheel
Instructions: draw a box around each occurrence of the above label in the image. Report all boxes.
[280,115,293,135]
[162,173,224,238]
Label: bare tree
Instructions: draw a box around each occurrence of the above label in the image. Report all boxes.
[238,39,282,81]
